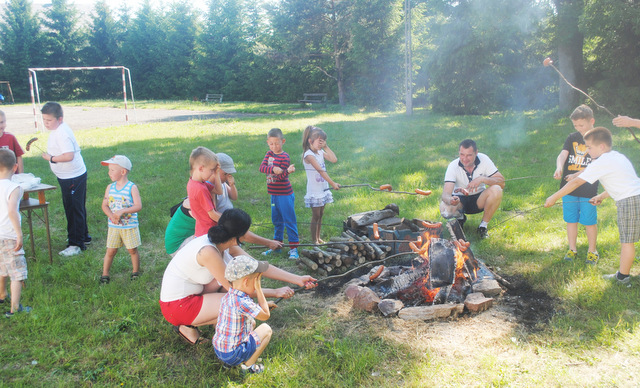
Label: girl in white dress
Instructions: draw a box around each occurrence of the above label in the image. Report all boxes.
[302,126,340,244]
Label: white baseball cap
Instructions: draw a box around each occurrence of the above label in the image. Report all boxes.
[101,155,132,171]
[225,255,269,282]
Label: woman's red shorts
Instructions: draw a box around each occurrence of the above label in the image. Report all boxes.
[159,294,203,326]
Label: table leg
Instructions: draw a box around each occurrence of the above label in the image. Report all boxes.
[43,204,52,264]
[27,209,36,261]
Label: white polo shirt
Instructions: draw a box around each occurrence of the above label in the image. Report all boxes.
[444,152,499,195]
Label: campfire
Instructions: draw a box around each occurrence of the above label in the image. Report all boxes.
[343,217,504,321]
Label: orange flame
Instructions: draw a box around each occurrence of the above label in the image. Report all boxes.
[416,232,476,303]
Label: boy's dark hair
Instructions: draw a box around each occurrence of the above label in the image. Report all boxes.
[584,127,613,147]
[207,208,251,244]
[459,139,477,152]
[0,148,17,170]
[267,128,283,139]
[570,104,594,121]
[41,101,64,118]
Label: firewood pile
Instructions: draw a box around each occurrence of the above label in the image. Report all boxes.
[297,204,436,276]
[297,229,391,277]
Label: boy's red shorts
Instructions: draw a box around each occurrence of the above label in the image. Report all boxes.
[159,294,203,326]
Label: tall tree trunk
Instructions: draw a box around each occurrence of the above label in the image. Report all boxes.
[329,0,345,106]
[555,0,584,111]
[335,54,345,106]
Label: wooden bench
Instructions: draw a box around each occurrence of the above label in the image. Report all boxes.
[298,93,327,107]
[202,93,223,103]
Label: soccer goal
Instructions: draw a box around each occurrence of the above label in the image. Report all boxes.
[28,66,136,131]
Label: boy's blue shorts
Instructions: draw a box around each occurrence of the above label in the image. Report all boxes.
[215,334,258,367]
[562,195,597,225]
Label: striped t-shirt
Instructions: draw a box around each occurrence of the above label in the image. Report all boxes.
[259,150,293,195]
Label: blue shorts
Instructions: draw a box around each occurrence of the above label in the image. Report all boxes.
[214,333,258,367]
[562,195,597,225]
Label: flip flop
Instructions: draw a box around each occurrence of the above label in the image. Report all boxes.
[172,325,208,345]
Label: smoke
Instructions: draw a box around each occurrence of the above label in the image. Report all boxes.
[497,113,527,148]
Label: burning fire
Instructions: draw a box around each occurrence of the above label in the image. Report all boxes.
[412,226,478,304]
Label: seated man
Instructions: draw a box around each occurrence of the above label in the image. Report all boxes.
[439,139,504,238]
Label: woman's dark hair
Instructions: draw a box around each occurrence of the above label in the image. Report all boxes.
[207,208,251,244]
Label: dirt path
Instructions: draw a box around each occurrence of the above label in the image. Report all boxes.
[0,105,264,135]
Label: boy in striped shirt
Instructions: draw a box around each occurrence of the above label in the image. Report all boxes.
[259,128,300,259]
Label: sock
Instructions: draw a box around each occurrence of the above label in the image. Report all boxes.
[479,221,488,228]
[617,272,630,280]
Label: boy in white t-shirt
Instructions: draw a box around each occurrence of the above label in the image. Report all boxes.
[545,127,640,286]
[40,102,90,257]
[0,148,32,317]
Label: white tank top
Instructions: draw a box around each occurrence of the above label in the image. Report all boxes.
[160,235,233,302]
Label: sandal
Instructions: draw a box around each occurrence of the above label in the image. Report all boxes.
[131,272,140,280]
[99,275,110,284]
[172,325,208,345]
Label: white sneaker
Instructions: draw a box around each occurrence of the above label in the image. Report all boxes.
[59,246,82,256]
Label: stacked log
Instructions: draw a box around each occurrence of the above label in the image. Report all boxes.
[297,231,392,275]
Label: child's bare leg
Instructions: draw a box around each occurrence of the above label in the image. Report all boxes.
[585,224,597,252]
[128,247,140,273]
[245,323,272,366]
[0,276,7,300]
[10,280,22,313]
[566,223,578,251]
[311,206,325,244]
[619,243,635,275]
[102,248,118,277]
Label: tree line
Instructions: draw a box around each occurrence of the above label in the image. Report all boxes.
[1,0,638,114]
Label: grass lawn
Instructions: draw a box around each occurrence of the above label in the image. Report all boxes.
[2,103,640,386]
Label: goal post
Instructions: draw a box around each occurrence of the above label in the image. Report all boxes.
[28,66,136,131]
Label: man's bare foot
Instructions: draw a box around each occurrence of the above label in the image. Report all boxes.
[315,239,325,245]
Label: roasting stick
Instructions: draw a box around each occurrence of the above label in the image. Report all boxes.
[271,251,417,305]
[544,57,640,145]
[246,239,422,250]
[324,183,432,196]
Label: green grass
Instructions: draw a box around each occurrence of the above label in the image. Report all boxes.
[2,103,640,386]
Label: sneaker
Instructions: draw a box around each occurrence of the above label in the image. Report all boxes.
[5,304,32,318]
[477,226,488,239]
[85,235,92,245]
[241,363,265,374]
[99,275,110,284]
[261,249,281,256]
[603,271,631,286]
[59,246,82,256]
[586,251,599,265]
[288,248,299,260]
[564,249,577,261]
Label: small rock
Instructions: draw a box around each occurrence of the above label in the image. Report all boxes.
[398,304,462,321]
[464,292,494,313]
[472,279,502,297]
[378,299,404,316]
[352,287,381,312]
[345,284,363,300]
